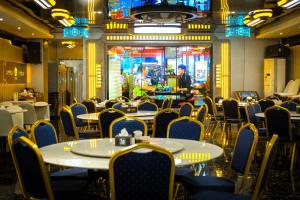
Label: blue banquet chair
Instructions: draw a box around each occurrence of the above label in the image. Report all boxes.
[280,101,298,111]
[179,102,194,117]
[98,108,125,138]
[105,99,119,109]
[137,101,158,111]
[152,108,179,138]
[81,100,97,113]
[196,104,208,123]
[191,134,279,200]
[245,104,266,137]
[183,123,258,194]
[109,143,175,200]
[258,99,275,112]
[70,103,89,128]
[110,116,147,138]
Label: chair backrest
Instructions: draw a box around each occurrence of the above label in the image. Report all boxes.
[179,102,194,117]
[258,99,275,112]
[280,101,298,111]
[0,109,14,137]
[7,126,28,151]
[31,120,58,148]
[59,106,79,140]
[245,104,257,124]
[152,109,179,138]
[82,100,97,113]
[137,101,158,111]
[19,103,37,125]
[252,134,278,200]
[110,116,147,138]
[116,96,130,102]
[73,97,78,103]
[196,104,208,123]
[70,103,88,127]
[162,97,172,109]
[230,123,258,192]
[222,99,240,120]
[252,102,262,113]
[11,137,54,200]
[109,143,175,200]
[203,96,217,116]
[265,105,292,141]
[112,102,132,111]
[167,117,204,141]
[98,108,125,138]
[105,100,119,109]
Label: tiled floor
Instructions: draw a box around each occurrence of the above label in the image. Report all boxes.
[1,123,300,199]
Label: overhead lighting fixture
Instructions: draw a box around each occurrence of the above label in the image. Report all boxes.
[61,41,76,48]
[244,9,272,27]
[278,0,300,9]
[133,23,181,34]
[34,0,56,9]
[0,18,3,21]
[130,0,197,24]
[51,9,74,27]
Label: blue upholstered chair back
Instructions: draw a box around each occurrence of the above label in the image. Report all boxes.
[280,101,298,111]
[265,106,291,141]
[254,135,278,198]
[105,100,119,109]
[31,121,57,148]
[7,126,28,151]
[222,99,240,120]
[231,125,257,174]
[82,100,96,113]
[153,109,179,138]
[138,102,158,111]
[246,104,257,124]
[196,104,207,123]
[70,103,88,127]
[112,102,123,110]
[98,109,125,138]
[116,96,130,102]
[12,137,53,199]
[109,144,175,200]
[179,103,194,117]
[60,107,77,138]
[110,117,146,138]
[168,117,203,141]
[258,99,275,112]
[252,102,262,113]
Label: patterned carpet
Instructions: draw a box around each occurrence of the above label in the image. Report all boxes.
[1,125,300,200]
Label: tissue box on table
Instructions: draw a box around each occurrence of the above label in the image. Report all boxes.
[115,128,133,146]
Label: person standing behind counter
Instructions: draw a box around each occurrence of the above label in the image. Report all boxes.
[177,64,191,93]
[133,65,155,98]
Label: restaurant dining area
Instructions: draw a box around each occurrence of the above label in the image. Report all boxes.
[1,0,300,200]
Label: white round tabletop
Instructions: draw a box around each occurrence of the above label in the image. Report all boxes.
[77,111,157,121]
[40,138,223,170]
[1,108,28,114]
[255,112,300,121]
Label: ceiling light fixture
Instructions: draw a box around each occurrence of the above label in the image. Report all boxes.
[133,23,181,34]
[51,9,74,27]
[61,41,76,48]
[130,0,197,24]
[34,0,56,9]
[244,9,273,27]
[0,18,3,21]
[278,0,300,9]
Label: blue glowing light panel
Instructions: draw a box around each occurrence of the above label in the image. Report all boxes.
[108,0,211,19]
[63,27,89,38]
[225,27,251,37]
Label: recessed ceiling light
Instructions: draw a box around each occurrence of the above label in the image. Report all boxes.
[17,26,21,30]
[32,33,35,36]
[93,11,102,14]
[0,18,3,21]
[280,32,283,35]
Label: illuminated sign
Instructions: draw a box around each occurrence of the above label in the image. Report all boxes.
[74,17,89,26]
[227,15,245,26]
[63,27,89,38]
[225,26,251,37]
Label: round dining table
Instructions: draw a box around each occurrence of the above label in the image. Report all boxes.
[40,138,223,170]
[77,110,157,121]
[255,112,300,122]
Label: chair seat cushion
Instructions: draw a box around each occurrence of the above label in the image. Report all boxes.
[191,190,250,200]
[79,130,100,139]
[183,175,235,194]
[175,167,194,182]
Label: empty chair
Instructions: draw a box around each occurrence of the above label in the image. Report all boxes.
[112,102,131,111]
[167,117,204,141]
[183,123,258,194]
[31,120,58,148]
[98,108,125,138]
[81,100,97,113]
[60,106,99,140]
[0,109,14,152]
[34,102,50,120]
[10,136,88,200]
[179,102,194,117]
[152,109,179,138]
[222,99,242,140]
[105,99,119,109]
[110,116,147,138]
[196,104,208,123]
[70,103,88,128]
[245,104,266,136]
[280,101,298,111]
[191,134,279,200]
[137,101,158,111]
[258,99,275,112]
[109,143,175,200]
[19,103,37,128]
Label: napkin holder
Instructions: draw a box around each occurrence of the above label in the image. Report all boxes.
[119,106,137,113]
[115,135,132,146]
